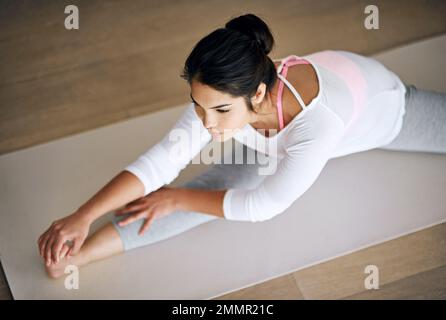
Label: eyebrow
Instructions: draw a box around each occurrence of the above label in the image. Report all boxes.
[190,93,232,109]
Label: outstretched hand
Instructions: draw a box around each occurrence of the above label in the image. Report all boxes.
[114,187,179,235]
[37,211,91,266]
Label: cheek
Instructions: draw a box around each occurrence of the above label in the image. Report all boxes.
[194,106,204,121]
[195,106,249,131]
[222,110,250,129]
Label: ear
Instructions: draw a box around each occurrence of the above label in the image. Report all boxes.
[250,82,267,107]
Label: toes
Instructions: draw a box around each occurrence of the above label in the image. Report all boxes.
[45,264,63,279]
[46,268,60,279]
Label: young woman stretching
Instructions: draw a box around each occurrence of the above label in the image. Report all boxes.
[37,14,446,278]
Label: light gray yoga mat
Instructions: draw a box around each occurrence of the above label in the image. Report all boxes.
[1,34,445,299]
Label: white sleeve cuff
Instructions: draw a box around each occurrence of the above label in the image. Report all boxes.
[223,189,235,220]
[223,188,256,222]
[124,166,150,196]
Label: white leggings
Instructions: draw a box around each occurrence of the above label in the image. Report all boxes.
[112,84,446,251]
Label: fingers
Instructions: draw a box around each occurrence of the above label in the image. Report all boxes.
[52,236,68,264]
[70,238,82,256]
[138,212,156,235]
[118,211,146,227]
[60,244,71,260]
[115,203,146,216]
[38,224,53,257]
[38,232,50,258]
[44,235,56,266]
[66,246,73,257]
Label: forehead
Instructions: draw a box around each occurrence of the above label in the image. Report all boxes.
[191,80,226,99]
[190,80,243,109]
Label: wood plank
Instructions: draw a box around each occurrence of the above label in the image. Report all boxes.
[291,223,446,299]
[343,264,446,300]
[0,261,13,300]
[213,273,304,300]
[1,0,445,155]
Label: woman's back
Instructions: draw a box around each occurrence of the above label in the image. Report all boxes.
[303,50,407,157]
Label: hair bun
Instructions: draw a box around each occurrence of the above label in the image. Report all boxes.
[225,13,274,55]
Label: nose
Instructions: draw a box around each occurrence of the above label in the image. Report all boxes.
[203,114,217,130]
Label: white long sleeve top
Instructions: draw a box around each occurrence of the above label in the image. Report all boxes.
[124,50,407,222]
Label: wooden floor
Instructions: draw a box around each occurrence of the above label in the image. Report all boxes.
[1,0,446,155]
[1,0,445,299]
[214,223,446,300]
[0,262,13,300]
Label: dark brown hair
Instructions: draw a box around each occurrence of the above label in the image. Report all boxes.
[180,13,277,110]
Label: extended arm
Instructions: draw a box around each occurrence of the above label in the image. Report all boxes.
[80,103,212,221]
[38,103,211,265]
[76,170,145,222]
[223,108,345,222]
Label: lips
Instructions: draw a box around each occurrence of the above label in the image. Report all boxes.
[210,131,221,139]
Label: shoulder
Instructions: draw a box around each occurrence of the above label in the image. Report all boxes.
[283,104,345,151]
[275,60,321,123]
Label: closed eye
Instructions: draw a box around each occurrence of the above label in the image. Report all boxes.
[191,100,230,113]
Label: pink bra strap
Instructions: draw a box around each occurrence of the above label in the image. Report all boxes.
[276,56,310,130]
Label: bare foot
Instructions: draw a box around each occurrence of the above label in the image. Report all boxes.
[45,254,84,279]
[43,222,124,279]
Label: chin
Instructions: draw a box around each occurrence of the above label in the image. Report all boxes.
[212,131,232,142]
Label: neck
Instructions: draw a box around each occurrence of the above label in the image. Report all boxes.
[250,78,281,131]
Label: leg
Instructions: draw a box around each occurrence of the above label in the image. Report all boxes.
[46,142,269,278]
[45,222,124,279]
[378,84,446,154]
[111,142,268,252]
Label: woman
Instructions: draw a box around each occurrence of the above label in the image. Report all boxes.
[37,14,446,279]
